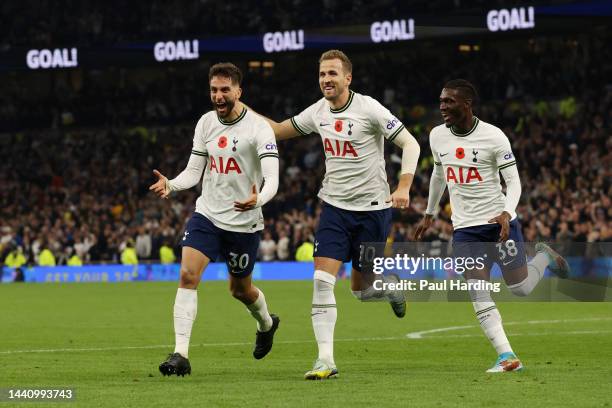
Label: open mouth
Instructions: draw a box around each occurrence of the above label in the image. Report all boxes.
[323,85,335,92]
[216,102,228,114]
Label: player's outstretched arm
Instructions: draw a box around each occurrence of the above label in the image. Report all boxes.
[245,105,302,141]
[254,115,301,141]
[149,153,207,199]
[268,118,302,141]
[388,128,421,209]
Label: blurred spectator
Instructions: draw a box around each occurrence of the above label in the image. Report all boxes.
[259,231,277,261]
[136,226,152,259]
[4,245,26,268]
[67,250,83,266]
[276,230,290,261]
[295,241,314,262]
[38,241,56,266]
[159,240,176,264]
[120,239,138,265]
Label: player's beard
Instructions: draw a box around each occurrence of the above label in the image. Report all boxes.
[443,109,463,128]
[213,98,236,118]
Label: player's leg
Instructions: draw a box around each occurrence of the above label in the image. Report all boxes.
[160,247,211,376]
[350,267,384,300]
[223,230,279,359]
[465,265,522,372]
[160,213,219,377]
[305,256,343,380]
[349,208,405,317]
[305,203,350,379]
[176,246,211,350]
[351,267,406,317]
[228,273,280,359]
[456,228,522,372]
[502,221,570,296]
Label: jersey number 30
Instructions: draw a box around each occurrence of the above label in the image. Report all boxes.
[228,252,249,271]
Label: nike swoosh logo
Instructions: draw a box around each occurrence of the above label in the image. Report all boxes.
[440,153,448,157]
[319,123,331,126]
[311,312,326,316]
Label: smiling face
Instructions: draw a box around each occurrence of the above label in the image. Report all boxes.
[318,58,352,102]
[439,87,471,127]
[210,75,242,118]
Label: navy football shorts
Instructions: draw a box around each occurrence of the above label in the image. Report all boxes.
[181,212,260,278]
[452,218,527,274]
[314,202,392,272]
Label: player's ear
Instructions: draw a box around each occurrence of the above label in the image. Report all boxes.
[236,86,242,100]
[345,72,352,87]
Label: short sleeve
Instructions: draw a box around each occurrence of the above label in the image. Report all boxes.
[290,102,318,135]
[255,121,279,160]
[494,131,517,171]
[366,97,405,142]
[191,116,208,158]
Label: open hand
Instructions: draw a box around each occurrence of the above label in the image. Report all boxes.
[386,187,410,209]
[234,185,258,212]
[413,214,434,241]
[488,211,511,242]
[149,169,170,199]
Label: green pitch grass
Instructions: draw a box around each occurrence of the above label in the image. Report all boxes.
[1,281,611,407]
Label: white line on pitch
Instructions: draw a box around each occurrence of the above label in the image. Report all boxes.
[1,317,610,355]
[405,317,612,339]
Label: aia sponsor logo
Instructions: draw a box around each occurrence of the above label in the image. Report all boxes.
[210,156,242,174]
[323,138,358,157]
[446,166,482,184]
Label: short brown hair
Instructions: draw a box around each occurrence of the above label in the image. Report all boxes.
[319,49,352,73]
[209,62,242,85]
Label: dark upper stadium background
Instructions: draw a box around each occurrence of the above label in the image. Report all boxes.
[0,0,610,268]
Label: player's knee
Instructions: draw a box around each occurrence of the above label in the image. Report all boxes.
[179,266,199,287]
[230,287,249,302]
[508,281,531,297]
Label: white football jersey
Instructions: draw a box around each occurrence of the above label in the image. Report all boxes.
[429,117,518,229]
[291,91,405,211]
[191,108,278,232]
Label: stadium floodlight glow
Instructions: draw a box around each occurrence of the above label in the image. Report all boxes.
[370,19,415,43]
[26,48,78,69]
[487,7,535,32]
[153,40,199,62]
[262,30,304,53]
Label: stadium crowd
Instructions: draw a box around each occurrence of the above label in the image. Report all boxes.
[1,0,573,48]
[1,31,610,267]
